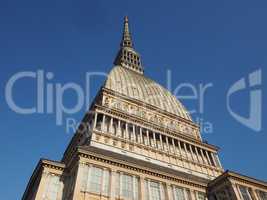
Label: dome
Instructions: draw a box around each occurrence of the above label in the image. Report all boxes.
[104,66,192,121]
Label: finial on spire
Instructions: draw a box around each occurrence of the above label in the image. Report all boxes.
[121,16,133,48]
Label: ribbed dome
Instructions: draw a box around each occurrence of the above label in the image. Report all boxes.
[104,66,192,121]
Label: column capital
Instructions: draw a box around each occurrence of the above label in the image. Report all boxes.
[139,176,146,181]
[166,182,172,186]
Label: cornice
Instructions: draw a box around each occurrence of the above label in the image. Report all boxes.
[22,159,65,200]
[208,170,267,191]
[76,146,208,190]
[41,159,65,171]
[227,171,267,190]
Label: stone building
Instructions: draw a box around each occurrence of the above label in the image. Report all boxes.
[22,17,267,200]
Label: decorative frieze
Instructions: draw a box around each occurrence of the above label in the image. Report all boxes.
[102,93,200,139]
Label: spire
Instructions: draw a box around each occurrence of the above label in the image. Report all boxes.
[114,16,144,74]
[121,16,133,48]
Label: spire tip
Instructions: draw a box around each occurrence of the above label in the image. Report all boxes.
[124,16,129,22]
[121,16,132,48]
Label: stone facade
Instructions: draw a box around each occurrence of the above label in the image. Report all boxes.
[208,171,267,200]
[22,17,267,200]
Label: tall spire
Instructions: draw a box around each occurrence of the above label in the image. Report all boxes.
[121,16,133,48]
[114,16,144,74]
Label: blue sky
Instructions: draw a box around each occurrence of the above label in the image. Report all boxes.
[0,0,266,199]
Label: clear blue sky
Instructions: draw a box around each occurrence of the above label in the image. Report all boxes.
[0,0,266,199]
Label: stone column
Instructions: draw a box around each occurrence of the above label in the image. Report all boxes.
[147,179,151,200]
[71,162,85,200]
[210,153,218,167]
[159,182,165,200]
[101,167,106,194]
[109,117,114,134]
[140,177,146,200]
[35,170,50,200]
[119,172,123,198]
[160,134,163,150]
[183,189,189,200]
[251,188,259,200]
[101,114,106,132]
[209,152,216,167]
[200,149,208,165]
[166,136,170,153]
[166,183,173,200]
[194,146,204,173]
[133,125,136,142]
[205,150,212,166]
[133,176,137,200]
[189,145,195,161]
[206,151,216,176]
[235,184,243,200]
[172,138,177,155]
[140,127,143,144]
[125,123,129,140]
[58,180,64,200]
[93,112,98,129]
[194,146,201,163]
[215,154,223,168]
[189,189,196,200]
[177,140,182,156]
[118,120,121,137]
[183,143,190,160]
[153,132,157,148]
[146,130,150,146]
[110,170,117,200]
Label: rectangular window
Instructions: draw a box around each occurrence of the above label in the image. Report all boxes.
[196,191,206,200]
[145,180,165,200]
[44,174,61,200]
[81,165,110,196]
[90,167,103,194]
[150,181,161,200]
[117,173,139,200]
[173,186,186,200]
[239,186,251,200]
[101,169,110,196]
[122,174,133,198]
[186,189,192,200]
[81,165,89,191]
